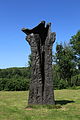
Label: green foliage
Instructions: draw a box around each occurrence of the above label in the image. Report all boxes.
[0,67,30,91]
[53,44,76,87]
[0,77,30,91]
[70,31,80,70]
[58,79,68,89]
[53,30,80,89]
[71,74,80,86]
[52,65,68,89]
[70,31,80,55]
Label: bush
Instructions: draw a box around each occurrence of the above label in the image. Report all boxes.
[71,74,80,86]
[0,77,30,91]
[0,67,31,91]
[57,79,68,89]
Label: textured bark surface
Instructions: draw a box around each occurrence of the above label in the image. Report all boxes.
[22,21,56,105]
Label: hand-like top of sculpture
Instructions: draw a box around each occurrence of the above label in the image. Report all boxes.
[21,21,51,45]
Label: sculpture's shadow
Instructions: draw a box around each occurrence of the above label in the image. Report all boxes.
[55,100,75,105]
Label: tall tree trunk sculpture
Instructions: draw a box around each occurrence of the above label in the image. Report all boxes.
[22,21,56,105]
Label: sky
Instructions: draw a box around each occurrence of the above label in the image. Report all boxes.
[0,0,80,69]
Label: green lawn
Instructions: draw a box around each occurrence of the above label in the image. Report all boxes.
[0,90,80,120]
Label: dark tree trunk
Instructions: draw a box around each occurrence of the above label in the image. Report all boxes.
[22,21,56,105]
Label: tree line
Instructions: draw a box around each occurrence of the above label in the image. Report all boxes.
[0,67,31,91]
[0,31,80,91]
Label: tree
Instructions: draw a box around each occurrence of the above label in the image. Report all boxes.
[53,43,76,86]
[70,31,80,70]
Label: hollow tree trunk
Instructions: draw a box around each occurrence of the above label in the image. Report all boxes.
[22,21,56,105]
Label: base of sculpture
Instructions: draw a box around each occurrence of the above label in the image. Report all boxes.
[22,21,56,105]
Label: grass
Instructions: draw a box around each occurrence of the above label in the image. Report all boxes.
[0,90,80,120]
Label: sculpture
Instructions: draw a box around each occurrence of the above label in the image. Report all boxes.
[22,21,56,105]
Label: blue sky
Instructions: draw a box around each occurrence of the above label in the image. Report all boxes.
[0,0,80,69]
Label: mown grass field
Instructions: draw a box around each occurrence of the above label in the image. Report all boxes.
[0,90,80,120]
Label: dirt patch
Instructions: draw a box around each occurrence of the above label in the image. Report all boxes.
[25,107,33,111]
